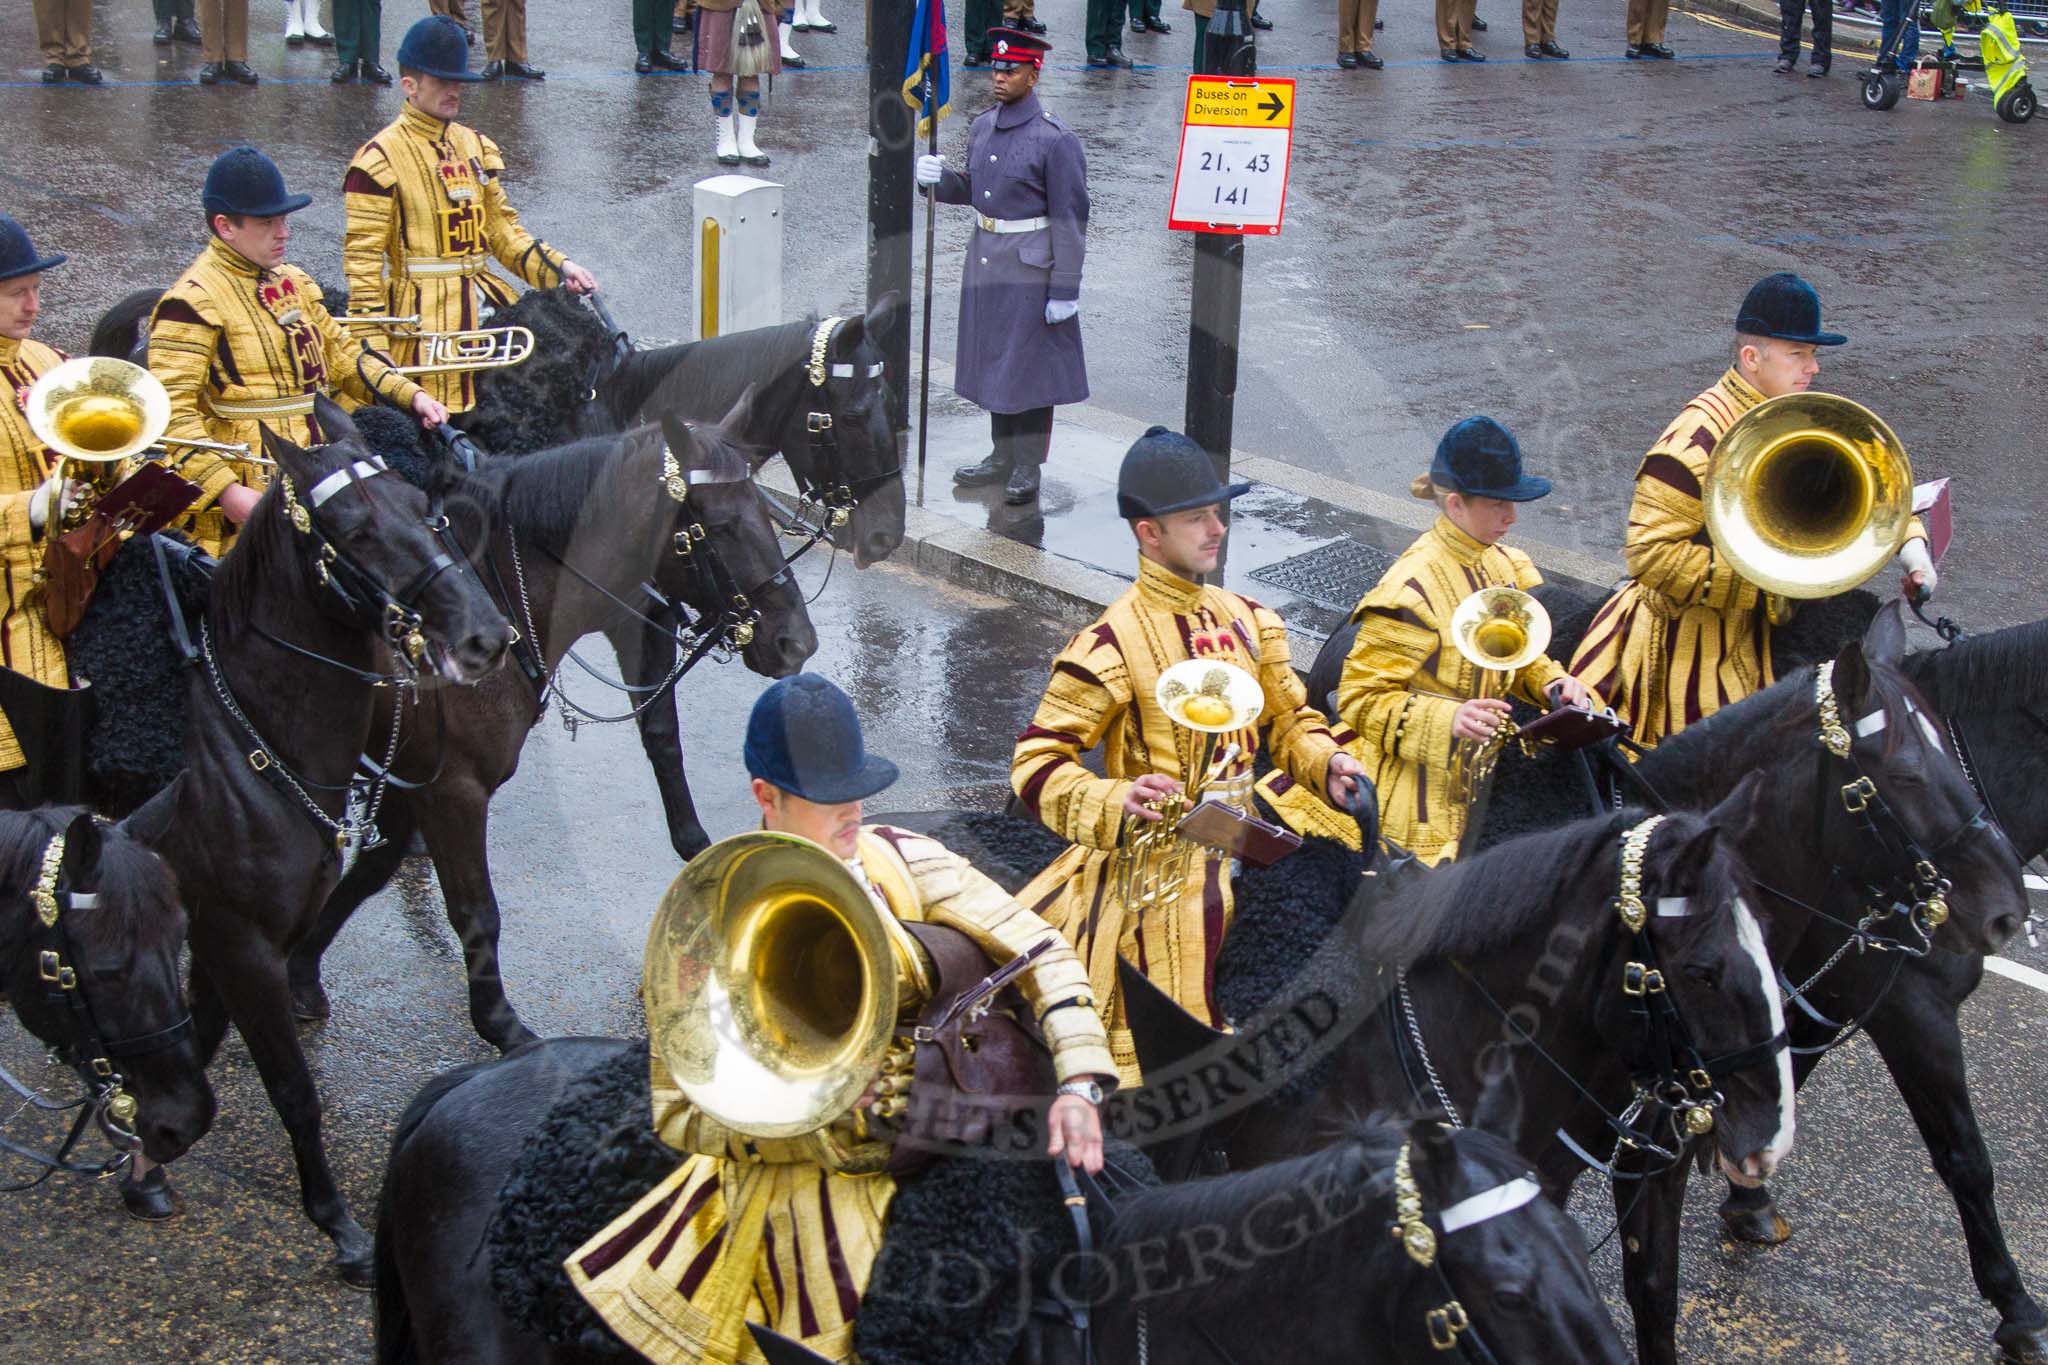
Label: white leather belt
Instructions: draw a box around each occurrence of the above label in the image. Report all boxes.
[404,255,490,278]
[208,392,316,420]
[975,214,1050,234]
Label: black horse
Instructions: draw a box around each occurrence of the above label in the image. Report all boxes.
[92,288,905,866]
[370,1034,1630,1364]
[0,805,214,1184]
[285,402,818,1051]
[1307,594,2040,1360]
[129,402,513,1284]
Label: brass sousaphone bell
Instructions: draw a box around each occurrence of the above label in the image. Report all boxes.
[642,831,909,1140]
[1702,392,1914,616]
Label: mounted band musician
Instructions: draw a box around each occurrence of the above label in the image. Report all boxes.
[1262,417,1591,865]
[0,215,79,804]
[1009,426,1363,1083]
[342,16,598,415]
[147,147,446,557]
[1568,273,1937,748]
[567,674,1115,1364]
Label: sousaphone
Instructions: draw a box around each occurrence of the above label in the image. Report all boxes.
[642,831,905,1140]
[1702,392,1914,610]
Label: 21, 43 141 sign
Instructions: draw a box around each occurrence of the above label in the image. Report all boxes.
[1168,76,1294,236]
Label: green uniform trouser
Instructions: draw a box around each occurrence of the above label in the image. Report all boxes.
[634,0,675,53]
[964,0,1002,59]
[1192,12,1207,64]
[153,0,194,20]
[334,0,382,64]
[1085,0,1121,56]
[1126,0,1162,25]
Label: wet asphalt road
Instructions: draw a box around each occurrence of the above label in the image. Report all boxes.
[3,0,2048,1359]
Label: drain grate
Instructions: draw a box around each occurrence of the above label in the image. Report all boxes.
[1246,538,1397,613]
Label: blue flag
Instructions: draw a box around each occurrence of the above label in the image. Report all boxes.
[901,0,952,140]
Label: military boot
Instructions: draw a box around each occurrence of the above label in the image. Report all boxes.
[953,452,1012,487]
[1004,462,1041,504]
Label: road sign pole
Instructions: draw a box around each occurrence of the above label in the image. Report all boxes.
[1185,0,1255,517]
[869,0,916,437]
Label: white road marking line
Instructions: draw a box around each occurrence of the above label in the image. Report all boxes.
[1986,956,2048,996]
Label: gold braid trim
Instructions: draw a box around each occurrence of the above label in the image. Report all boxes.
[33,831,65,928]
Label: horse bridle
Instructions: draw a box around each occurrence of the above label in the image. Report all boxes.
[1395,815,1787,1185]
[201,456,469,852]
[786,315,901,532]
[2,828,194,1190]
[1388,1140,1547,1362]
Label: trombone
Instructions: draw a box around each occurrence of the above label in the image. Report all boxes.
[23,357,257,532]
[1445,586,1552,808]
[344,314,536,376]
[1113,659,1264,911]
[1701,392,1915,623]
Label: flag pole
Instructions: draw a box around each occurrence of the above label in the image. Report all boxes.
[915,68,939,508]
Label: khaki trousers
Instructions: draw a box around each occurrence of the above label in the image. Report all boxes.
[197,0,250,60]
[1522,0,1558,42]
[483,0,528,62]
[1626,0,1669,42]
[1337,0,1379,51]
[1435,0,1474,48]
[428,0,466,15]
[33,0,91,66]
[1003,0,1036,20]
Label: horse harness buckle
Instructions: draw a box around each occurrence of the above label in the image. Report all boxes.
[1426,1301,1470,1352]
[806,410,834,434]
[1840,775,1877,814]
[1623,961,1666,996]
[38,951,74,990]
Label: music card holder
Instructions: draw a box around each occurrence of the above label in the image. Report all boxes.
[42,462,204,638]
[1514,702,1626,756]
[1175,796,1304,868]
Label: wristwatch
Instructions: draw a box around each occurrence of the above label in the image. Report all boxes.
[1056,1079,1105,1106]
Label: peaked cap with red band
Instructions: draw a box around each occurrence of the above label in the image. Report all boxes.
[986,27,1052,67]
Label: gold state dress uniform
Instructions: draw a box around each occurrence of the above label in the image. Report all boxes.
[569,677,1113,1365]
[342,28,569,413]
[1011,430,1346,1082]
[1568,275,1926,749]
[1322,420,1569,865]
[0,216,72,775]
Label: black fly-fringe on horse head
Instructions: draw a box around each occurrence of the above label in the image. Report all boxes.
[65,533,210,817]
[458,288,614,455]
[484,1039,677,1360]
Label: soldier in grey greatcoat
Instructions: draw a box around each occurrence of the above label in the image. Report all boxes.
[916,27,1089,505]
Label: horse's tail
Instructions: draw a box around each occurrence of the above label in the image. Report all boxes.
[89,287,165,362]
[374,1061,497,1364]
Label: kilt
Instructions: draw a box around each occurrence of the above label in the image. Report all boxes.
[693,6,783,74]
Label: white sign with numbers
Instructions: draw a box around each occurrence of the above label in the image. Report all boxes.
[1168,76,1294,236]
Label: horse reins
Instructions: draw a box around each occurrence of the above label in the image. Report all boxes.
[2,829,193,1191]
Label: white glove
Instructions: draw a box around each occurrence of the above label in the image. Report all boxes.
[915,153,944,188]
[1898,538,1937,600]
[1045,298,1079,325]
[27,475,77,531]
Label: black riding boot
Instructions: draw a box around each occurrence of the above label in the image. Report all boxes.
[953,452,1011,487]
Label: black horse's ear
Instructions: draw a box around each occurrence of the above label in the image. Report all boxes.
[1652,813,1723,896]
[59,811,102,891]
[258,421,299,472]
[119,776,184,851]
[1863,597,1908,667]
[311,393,360,450]
[1406,1116,1459,1204]
[1469,1066,1524,1149]
[861,292,900,346]
[716,383,758,439]
[1705,769,1768,849]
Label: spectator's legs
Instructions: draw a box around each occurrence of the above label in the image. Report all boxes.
[711,76,738,161]
[1192,11,1207,65]
[1808,0,1830,63]
[736,75,768,164]
[1437,0,1467,49]
[1522,0,1557,44]
[1086,0,1120,58]
[633,0,666,53]
[1778,0,1803,60]
[965,0,999,58]
[484,0,527,62]
[34,0,91,66]
[992,408,1054,471]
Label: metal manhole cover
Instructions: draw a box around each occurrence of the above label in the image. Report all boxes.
[1246,538,1397,613]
